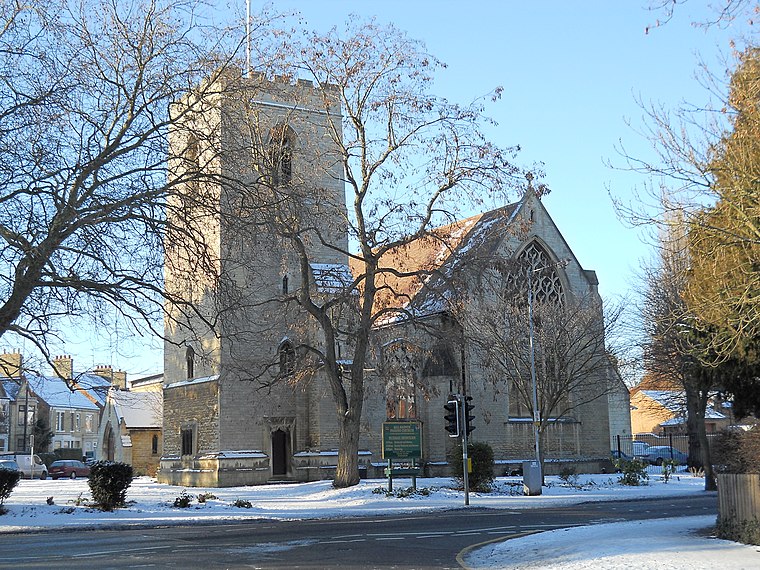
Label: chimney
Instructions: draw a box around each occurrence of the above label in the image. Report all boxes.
[53,355,73,380]
[92,365,127,390]
[112,370,127,390]
[0,351,22,378]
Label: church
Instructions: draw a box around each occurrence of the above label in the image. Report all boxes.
[158,71,629,487]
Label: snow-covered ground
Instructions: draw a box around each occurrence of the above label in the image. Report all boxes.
[462,516,760,570]
[0,471,757,568]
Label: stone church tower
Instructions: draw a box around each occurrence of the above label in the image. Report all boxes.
[160,71,352,486]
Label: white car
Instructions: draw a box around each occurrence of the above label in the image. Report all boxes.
[0,454,48,479]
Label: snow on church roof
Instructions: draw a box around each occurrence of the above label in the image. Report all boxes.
[310,263,354,293]
[366,200,523,323]
[111,390,162,429]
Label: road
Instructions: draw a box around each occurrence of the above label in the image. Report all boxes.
[0,494,716,569]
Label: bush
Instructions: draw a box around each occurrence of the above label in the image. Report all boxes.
[615,458,649,486]
[451,441,495,492]
[173,490,192,508]
[717,516,760,545]
[233,499,252,508]
[0,467,21,509]
[713,429,760,474]
[88,461,133,511]
[197,492,217,503]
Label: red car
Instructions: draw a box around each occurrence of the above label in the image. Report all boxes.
[49,460,90,480]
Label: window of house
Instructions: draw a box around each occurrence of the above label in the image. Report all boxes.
[75,414,80,431]
[70,412,75,432]
[17,437,25,450]
[282,275,289,295]
[269,124,294,186]
[186,346,195,379]
[56,411,65,432]
[152,434,159,455]
[180,427,194,457]
[279,341,295,377]
[18,405,33,426]
[85,414,93,433]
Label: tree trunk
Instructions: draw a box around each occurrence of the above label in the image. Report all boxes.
[697,391,717,491]
[685,387,703,471]
[333,412,361,488]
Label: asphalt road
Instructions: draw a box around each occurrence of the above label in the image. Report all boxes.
[0,494,717,569]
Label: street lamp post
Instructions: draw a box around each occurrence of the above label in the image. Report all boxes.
[527,269,541,476]
[526,259,569,489]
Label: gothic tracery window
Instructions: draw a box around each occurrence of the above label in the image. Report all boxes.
[507,241,564,304]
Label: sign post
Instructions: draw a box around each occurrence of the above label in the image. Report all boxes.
[382,421,422,491]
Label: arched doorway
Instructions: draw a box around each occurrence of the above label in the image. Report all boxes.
[103,423,115,461]
[271,429,289,477]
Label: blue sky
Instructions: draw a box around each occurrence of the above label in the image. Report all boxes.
[269,0,736,303]
[8,1,745,378]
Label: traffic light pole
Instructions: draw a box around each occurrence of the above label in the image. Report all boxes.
[461,400,470,506]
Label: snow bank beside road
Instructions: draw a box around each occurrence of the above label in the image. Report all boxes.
[463,515,759,570]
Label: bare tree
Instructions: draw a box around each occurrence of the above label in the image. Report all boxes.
[456,258,620,480]
[0,0,253,373]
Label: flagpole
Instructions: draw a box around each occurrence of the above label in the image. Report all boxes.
[245,0,251,78]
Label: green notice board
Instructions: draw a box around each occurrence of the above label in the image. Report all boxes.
[382,421,422,460]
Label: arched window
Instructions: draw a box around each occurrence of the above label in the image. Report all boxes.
[269,124,294,186]
[279,341,295,377]
[184,134,199,190]
[185,347,195,379]
[507,241,564,304]
[382,341,420,420]
[152,434,159,455]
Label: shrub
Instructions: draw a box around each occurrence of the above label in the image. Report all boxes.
[173,490,192,508]
[233,499,252,508]
[712,429,760,474]
[615,458,649,486]
[88,461,133,511]
[197,492,217,503]
[0,467,21,509]
[452,441,495,492]
[559,466,580,487]
[717,516,760,545]
[661,458,678,483]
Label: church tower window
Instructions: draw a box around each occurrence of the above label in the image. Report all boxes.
[269,124,294,186]
[185,347,195,379]
[279,341,295,377]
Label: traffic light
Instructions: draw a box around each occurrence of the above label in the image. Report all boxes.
[463,396,475,435]
[444,397,460,437]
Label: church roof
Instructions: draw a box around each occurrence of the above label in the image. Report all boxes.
[362,200,523,321]
[110,389,162,429]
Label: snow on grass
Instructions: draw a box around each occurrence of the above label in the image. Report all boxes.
[0,471,707,532]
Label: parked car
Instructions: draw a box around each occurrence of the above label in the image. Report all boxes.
[631,441,651,459]
[0,459,20,473]
[611,450,632,461]
[644,446,688,466]
[49,460,90,480]
[0,454,48,479]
